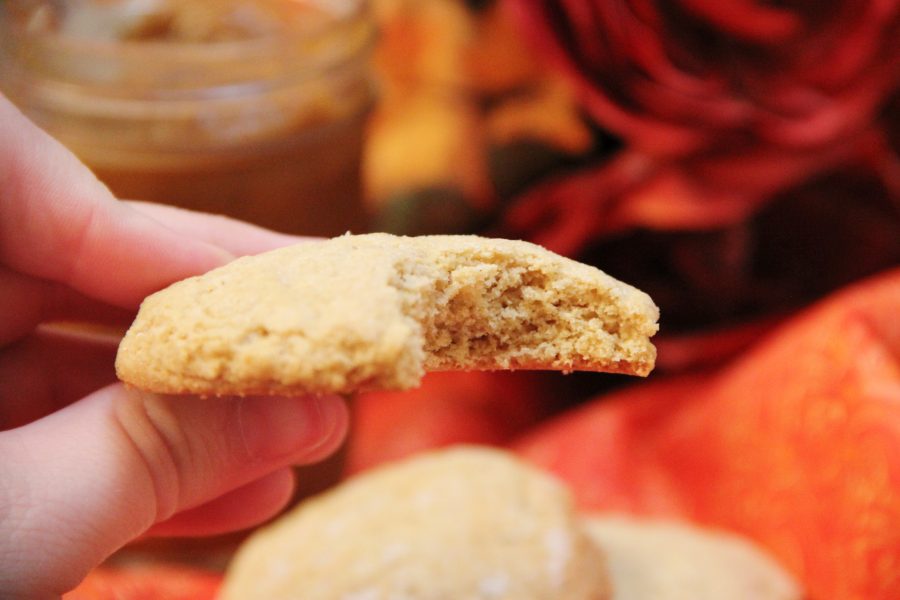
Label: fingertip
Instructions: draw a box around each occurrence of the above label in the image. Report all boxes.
[108,202,237,301]
[296,394,351,465]
[0,385,347,597]
[237,394,349,465]
[126,201,309,257]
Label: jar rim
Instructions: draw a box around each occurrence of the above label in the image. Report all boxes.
[0,1,369,46]
[0,0,375,87]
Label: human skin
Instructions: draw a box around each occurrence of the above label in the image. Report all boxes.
[0,94,349,599]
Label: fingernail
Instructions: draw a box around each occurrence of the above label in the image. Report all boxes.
[238,395,347,463]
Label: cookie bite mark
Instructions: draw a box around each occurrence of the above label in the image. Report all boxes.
[116,234,658,397]
[390,242,658,376]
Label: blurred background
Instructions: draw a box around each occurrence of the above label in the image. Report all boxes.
[0,0,900,599]
[4,0,897,382]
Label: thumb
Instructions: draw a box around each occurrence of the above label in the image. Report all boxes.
[0,384,347,598]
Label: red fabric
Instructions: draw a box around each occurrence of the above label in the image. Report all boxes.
[503,0,900,256]
[509,0,900,155]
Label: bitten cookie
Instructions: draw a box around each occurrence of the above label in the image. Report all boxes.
[584,516,802,600]
[220,447,610,600]
[116,233,658,396]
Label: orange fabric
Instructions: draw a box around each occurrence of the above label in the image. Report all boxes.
[347,371,556,474]
[515,268,900,599]
[64,566,221,600]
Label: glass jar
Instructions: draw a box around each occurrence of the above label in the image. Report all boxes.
[0,1,375,236]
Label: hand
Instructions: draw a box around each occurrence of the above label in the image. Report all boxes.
[0,95,349,597]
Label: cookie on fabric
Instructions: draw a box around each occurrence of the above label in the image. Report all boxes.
[584,516,802,600]
[220,446,610,600]
[115,233,658,396]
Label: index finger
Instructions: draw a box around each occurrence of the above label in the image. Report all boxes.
[0,94,233,309]
[126,201,316,258]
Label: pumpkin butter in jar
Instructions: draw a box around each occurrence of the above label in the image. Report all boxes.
[0,0,375,236]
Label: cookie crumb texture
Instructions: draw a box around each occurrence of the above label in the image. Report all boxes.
[220,447,610,600]
[116,234,658,395]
